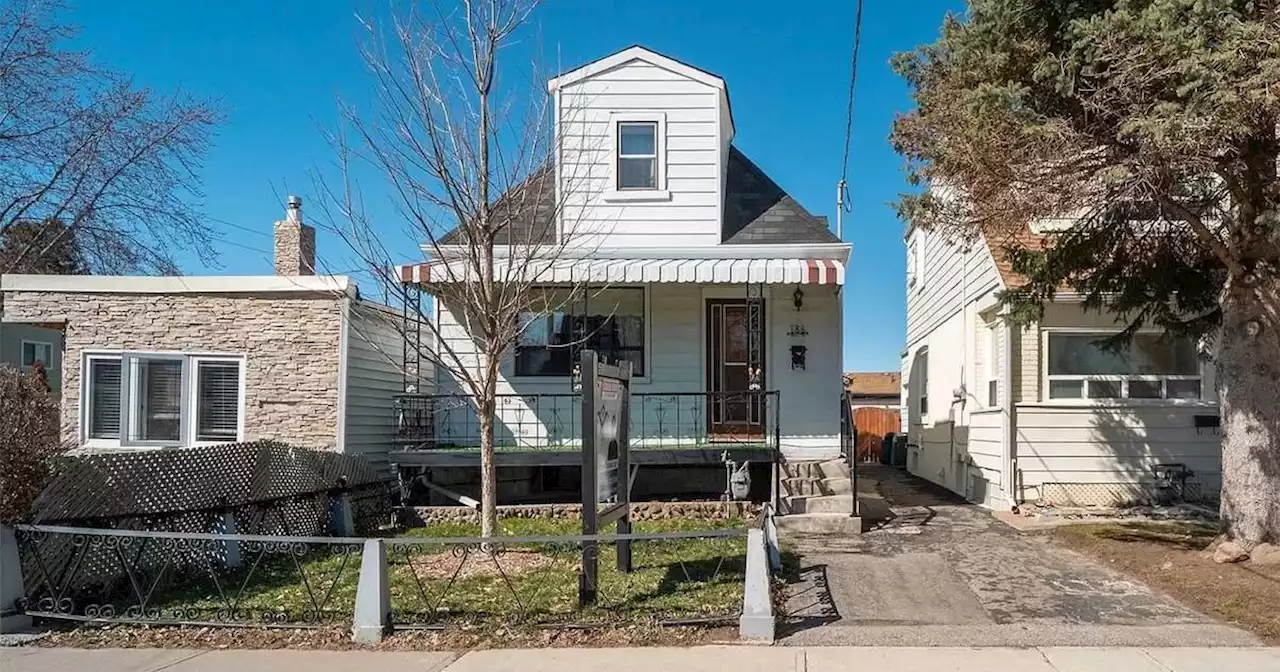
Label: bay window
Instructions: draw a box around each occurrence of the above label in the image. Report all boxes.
[83,352,245,446]
[1045,332,1201,401]
[516,287,645,377]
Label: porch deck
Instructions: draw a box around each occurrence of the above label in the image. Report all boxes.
[390,390,779,467]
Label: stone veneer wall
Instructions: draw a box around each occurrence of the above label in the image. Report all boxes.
[2,291,344,450]
[402,500,761,526]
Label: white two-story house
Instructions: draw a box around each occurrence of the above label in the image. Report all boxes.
[393,46,850,479]
[901,219,1222,509]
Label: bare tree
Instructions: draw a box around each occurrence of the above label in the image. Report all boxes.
[315,0,607,537]
[0,0,220,276]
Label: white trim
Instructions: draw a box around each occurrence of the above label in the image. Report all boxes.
[336,297,351,453]
[422,243,852,262]
[608,112,667,196]
[1,274,354,295]
[20,339,53,368]
[79,349,248,449]
[1041,328,1204,405]
[547,46,726,92]
[189,356,247,446]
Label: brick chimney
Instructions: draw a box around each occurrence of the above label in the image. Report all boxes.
[274,196,316,275]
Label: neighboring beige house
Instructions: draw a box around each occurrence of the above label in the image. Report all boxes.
[901,222,1221,508]
[0,199,406,471]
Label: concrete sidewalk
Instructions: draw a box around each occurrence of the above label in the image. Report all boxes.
[3,646,1280,672]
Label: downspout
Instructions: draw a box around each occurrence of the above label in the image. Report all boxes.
[1001,318,1019,510]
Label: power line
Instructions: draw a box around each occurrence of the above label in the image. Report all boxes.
[836,0,865,239]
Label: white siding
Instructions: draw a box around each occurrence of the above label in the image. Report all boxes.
[1014,404,1223,503]
[904,229,1001,347]
[901,228,1007,506]
[431,283,840,456]
[557,57,725,248]
[341,300,407,472]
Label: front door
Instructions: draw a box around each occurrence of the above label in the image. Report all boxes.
[706,299,764,439]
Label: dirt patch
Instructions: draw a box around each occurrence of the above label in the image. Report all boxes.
[30,622,738,650]
[402,549,560,581]
[1053,521,1280,644]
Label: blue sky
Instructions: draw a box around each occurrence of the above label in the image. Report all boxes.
[67,0,965,373]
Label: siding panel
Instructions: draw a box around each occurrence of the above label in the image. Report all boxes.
[342,301,408,473]
[1015,404,1222,502]
[558,59,722,248]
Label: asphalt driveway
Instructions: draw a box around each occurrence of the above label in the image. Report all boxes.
[778,466,1258,647]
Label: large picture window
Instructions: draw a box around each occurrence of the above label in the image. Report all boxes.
[83,352,244,447]
[516,287,645,377]
[1046,332,1201,401]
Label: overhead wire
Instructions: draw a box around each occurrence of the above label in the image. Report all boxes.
[835,0,865,237]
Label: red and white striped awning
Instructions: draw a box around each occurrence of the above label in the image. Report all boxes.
[397,258,844,286]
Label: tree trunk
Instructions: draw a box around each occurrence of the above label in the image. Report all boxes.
[478,391,498,539]
[1218,271,1280,545]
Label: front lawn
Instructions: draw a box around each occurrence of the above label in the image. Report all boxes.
[153,517,746,629]
[1053,521,1280,644]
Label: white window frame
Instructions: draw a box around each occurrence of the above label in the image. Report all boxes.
[918,347,930,420]
[79,350,247,449]
[1042,329,1204,405]
[84,354,123,444]
[189,356,248,446]
[907,237,921,290]
[604,112,669,202]
[20,340,53,369]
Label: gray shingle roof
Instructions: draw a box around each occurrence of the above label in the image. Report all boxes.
[438,164,556,246]
[721,147,837,245]
[435,147,834,247]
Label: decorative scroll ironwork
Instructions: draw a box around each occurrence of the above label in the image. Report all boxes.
[13,526,364,627]
[393,391,780,453]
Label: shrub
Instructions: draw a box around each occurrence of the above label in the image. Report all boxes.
[0,364,61,524]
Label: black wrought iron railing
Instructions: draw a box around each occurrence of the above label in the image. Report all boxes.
[840,391,858,517]
[393,390,780,453]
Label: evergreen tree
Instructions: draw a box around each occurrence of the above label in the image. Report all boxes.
[0,218,88,274]
[893,0,1280,545]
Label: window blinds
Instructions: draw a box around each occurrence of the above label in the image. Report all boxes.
[89,359,122,439]
[196,361,240,441]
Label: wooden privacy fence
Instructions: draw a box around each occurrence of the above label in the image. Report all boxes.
[851,407,901,463]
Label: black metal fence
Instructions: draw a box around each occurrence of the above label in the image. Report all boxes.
[385,528,748,628]
[393,390,781,452]
[13,525,365,627]
[12,525,748,629]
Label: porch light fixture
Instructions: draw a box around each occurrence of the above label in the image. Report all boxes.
[793,286,804,311]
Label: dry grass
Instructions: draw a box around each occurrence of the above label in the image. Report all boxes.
[1054,521,1280,644]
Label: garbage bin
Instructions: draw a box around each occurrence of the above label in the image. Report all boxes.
[881,432,895,464]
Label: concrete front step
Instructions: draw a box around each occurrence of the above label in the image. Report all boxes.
[774,512,864,535]
[781,477,853,497]
[782,459,850,481]
[783,494,856,515]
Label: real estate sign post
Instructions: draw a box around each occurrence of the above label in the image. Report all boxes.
[578,350,632,606]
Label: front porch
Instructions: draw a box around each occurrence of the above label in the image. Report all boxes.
[393,251,848,468]
[390,389,781,468]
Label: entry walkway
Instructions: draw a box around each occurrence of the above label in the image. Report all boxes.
[3,646,1280,672]
[779,465,1259,647]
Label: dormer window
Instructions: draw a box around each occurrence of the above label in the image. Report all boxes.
[605,113,669,202]
[618,122,657,189]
